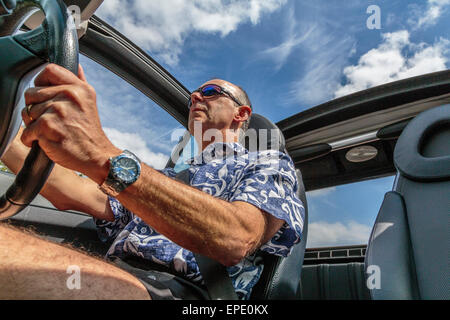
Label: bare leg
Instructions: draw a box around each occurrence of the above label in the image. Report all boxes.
[0,223,150,300]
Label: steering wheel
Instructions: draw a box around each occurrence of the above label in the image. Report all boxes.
[0,0,78,220]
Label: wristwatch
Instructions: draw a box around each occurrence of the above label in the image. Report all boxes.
[99,150,141,197]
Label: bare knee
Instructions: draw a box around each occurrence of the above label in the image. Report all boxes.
[0,223,150,300]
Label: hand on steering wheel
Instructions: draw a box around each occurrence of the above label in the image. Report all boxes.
[0,0,79,220]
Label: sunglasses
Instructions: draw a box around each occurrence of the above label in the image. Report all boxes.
[188,84,243,108]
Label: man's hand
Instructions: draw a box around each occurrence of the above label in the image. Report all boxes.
[21,64,121,185]
[1,125,114,222]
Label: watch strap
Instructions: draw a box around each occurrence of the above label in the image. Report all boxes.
[99,174,127,197]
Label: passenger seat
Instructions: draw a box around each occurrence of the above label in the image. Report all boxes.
[365,105,450,300]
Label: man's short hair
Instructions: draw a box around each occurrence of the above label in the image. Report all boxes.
[206,78,252,136]
[234,85,252,136]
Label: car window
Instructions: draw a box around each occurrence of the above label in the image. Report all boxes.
[305,175,395,248]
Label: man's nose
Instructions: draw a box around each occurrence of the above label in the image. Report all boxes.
[190,91,203,106]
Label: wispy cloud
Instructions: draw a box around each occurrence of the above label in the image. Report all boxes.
[259,9,316,71]
[307,220,372,248]
[335,30,450,97]
[288,24,355,106]
[97,0,287,66]
[409,0,450,29]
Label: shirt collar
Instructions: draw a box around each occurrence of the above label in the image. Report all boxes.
[187,142,247,165]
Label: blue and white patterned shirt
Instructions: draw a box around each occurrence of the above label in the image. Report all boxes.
[94,142,305,299]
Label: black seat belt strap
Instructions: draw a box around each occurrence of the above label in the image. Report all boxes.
[175,169,238,300]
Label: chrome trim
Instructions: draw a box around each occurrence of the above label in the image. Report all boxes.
[392,173,400,190]
[329,131,378,151]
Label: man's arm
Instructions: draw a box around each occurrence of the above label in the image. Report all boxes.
[1,126,114,222]
[114,165,285,266]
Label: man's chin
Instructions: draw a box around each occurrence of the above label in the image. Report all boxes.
[188,118,205,133]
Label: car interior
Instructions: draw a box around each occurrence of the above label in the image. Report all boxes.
[0,0,448,300]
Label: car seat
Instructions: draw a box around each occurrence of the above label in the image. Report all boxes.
[365,105,450,299]
[244,114,309,300]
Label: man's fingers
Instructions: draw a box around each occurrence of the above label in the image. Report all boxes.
[20,119,40,148]
[24,84,84,107]
[34,64,81,87]
[78,64,87,82]
[21,113,62,148]
[21,105,32,127]
[22,100,49,127]
[24,86,60,106]
[22,95,71,127]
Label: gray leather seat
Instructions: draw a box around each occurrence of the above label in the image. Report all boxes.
[365,105,450,300]
[242,114,308,300]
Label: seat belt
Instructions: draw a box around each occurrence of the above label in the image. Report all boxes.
[175,169,238,300]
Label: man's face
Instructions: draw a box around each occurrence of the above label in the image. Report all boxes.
[187,79,243,136]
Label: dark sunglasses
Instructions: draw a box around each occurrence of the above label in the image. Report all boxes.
[188,84,243,108]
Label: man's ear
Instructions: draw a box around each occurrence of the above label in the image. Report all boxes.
[234,105,252,122]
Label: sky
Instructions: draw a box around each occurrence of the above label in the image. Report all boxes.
[77,0,450,248]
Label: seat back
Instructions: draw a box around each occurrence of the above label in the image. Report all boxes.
[243,114,308,300]
[365,105,450,300]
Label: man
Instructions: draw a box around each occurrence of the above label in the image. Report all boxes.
[0,64,304,299]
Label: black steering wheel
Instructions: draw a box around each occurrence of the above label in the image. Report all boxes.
[0,0,78,219]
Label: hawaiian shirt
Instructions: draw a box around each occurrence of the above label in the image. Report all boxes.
[94,142,305,299]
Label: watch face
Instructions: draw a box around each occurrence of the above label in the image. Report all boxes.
[112,156,140,183]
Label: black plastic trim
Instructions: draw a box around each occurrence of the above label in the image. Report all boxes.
[377,119,411,140]
[290,143,331,163]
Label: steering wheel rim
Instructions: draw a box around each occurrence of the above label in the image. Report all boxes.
[0,0,79,219]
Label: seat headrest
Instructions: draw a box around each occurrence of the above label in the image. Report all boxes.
[243,113,286,152]
[394,104,450,181]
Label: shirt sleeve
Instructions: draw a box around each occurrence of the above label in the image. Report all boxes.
[93,196,135,243]
[229,151,305,257]
[93,168,177,243]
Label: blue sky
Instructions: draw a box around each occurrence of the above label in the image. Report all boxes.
[77,0,450,247]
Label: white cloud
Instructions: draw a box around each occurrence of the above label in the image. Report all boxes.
[307,220,372,248]
[334,30,450,98]
[104,128,169,170]
[97,0,287,66]
[414,0,450,29]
